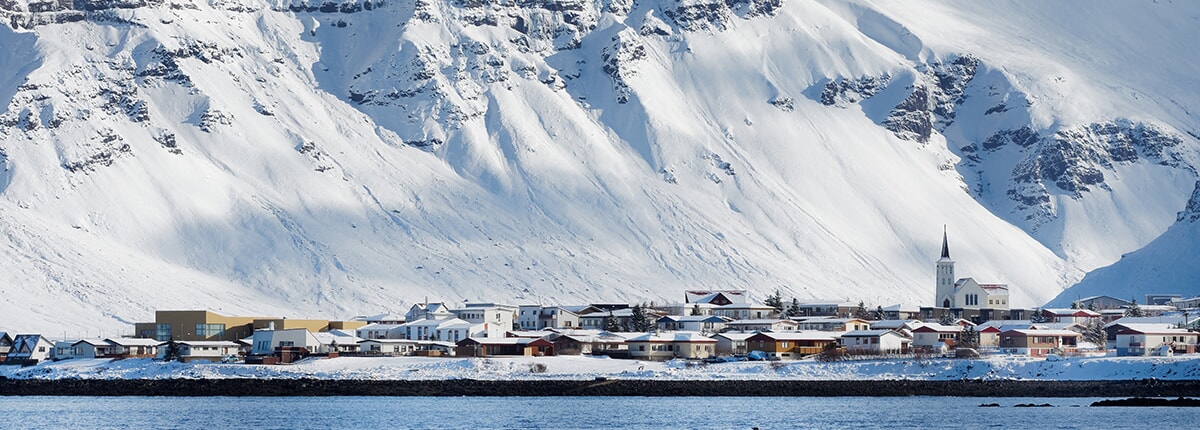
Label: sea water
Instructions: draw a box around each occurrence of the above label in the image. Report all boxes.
[0,396,1195,429]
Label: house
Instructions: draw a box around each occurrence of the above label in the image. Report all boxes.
[576,307,662,331]
[745,332,838,359]
[7,334,54,363]
[792,300,858,317]
[684,290,750,305]
[551,332,628,356]
[455,337,555,357]
[1077,295,1132,310]
[161,341,240,362]
[1040,309,1102,324]
[880,304,922,320]
[1103,316,1200,342]
[358,339,419,356]
[106,338,160,359]
[352,312,406,325]
[356,323,401,340]
[998,329,1081,356]
[0,332,12,361]
[661,302,719,317]
[405,302,454,322]
[1113,325,1199,356]
[869,320,922,336]
[911,324,962,353]
[1170,296,1200,311]
[250,328,323,355]
[626,332,717,361]
[655,315,731,333]
[724,319,798,333]
[712,303,777,320]
[978,326,1002,349]
[1145,294,1183,306]
[712,333,755,356]
[52,340,78,360]
[517,306,582,330]
[793,317,872,332]
[400,317,484,342]
[933,230,1010,310]
[840,330,910,355]
[313,331,362,354]
[67,339,115,359]
[451,303,518,338]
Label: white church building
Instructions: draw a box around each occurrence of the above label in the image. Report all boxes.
[935,229,1010,310]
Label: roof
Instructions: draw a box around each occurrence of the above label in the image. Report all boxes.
[913,324,962,333]
[746,331,838,341]
[1001,329,1082,337]
[1043,309,1101,317]
[726,319,795,325]
[711,332,756,341]
[658,315,730,323]
[979,284,1009,292]
[842,330,907,338]
[71,339,111,347]
[870,320,920,330]
[940,227,951,260]
[1116,327,1195,335]
[403,317,469,328]
[625,332,717,343]
[357,338,417,344]
[1105,316,1200,329]
[714,303,775,310]
[458,337,551,346]
[173,341,239,347]
[313,332,361,345]
[106,338,161,347]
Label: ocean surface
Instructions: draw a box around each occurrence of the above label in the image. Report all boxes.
[1,396,1196,429]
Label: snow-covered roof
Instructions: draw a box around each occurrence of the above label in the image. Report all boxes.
[726,319,794,325]
[506,330,555,338]
[1105,316,1199,329]
[658,315,729,323]
[1001,329,1081,337]
[459,337,546,346]
[71,339,111,347]
[747,331,837,341]
[913,324,962,333]
[1115,326,1195,335]
[841,329,906,338]
[714,303,775,310]
[403,317,468,328]
[313,332,361,345]
[979,284,1009,292]
[625,332,717,343]
[711,332,755,341]
[1043,308,1101,317]
[174,341,239,347]
[106,338,161,347]
[357,339,417,344]
[870,320,919,330]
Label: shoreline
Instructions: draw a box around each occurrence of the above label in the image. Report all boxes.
[3,378,1200,397]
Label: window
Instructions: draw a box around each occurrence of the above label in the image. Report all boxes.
[156,324,173,341]
[195,324,225,338]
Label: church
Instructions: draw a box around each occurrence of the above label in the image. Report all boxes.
[934,229,1010,310]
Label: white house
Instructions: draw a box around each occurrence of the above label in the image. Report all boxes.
[0,332,12,358]
[162,341,240,362]
[106,338,160,358]
[359,339,420,356]
[655,315,731,333]
[911,324,962,353]
[626,332,717,361]
[724,319,798,333]
[69,339,115,359]
[841,330,910,355]
[401,317,484,342]
[712,303,776,320]
[793,317,872,332]
[7,334,54,363]
[712,332,754,356]
[405,302,454,322]
[313,331,362,354]
[250,328,322,355]
[1114,325,1199,356]
[934,230,1010,310]
[517,306,582,330]
[451,303,517,338]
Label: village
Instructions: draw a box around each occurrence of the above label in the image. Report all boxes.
[2,233,1199,369]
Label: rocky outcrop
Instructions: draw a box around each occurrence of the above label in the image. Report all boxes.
[1179,181,1200,223]
[662,0,783,32]
[883,55,979,143]
[601,30,646,104]
[820,74,891,107]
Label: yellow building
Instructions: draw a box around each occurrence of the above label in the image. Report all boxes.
[134,310,366,342]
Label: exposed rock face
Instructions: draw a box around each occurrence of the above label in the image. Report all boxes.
[662,0,783,32]
[602,30,646,104]
[819,74,890,107]
[883,55,979,143]
[1179,181,1200,223]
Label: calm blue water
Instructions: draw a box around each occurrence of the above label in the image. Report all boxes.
[0,396,1196,429]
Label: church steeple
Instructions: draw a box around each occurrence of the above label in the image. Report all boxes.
[940,225,951,260]
[935,226,956,307]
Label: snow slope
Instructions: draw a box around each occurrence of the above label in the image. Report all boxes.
[0,1,1198,332]
[3,354,1199,381]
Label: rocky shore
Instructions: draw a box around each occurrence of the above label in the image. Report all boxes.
[3,378,1200,397]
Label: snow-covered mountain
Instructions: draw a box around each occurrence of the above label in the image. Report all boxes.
[1,0,1198,333]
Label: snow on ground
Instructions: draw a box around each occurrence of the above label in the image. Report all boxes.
[4,355,1199,381]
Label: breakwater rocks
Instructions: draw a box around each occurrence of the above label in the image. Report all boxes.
[3,378,1200,397]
